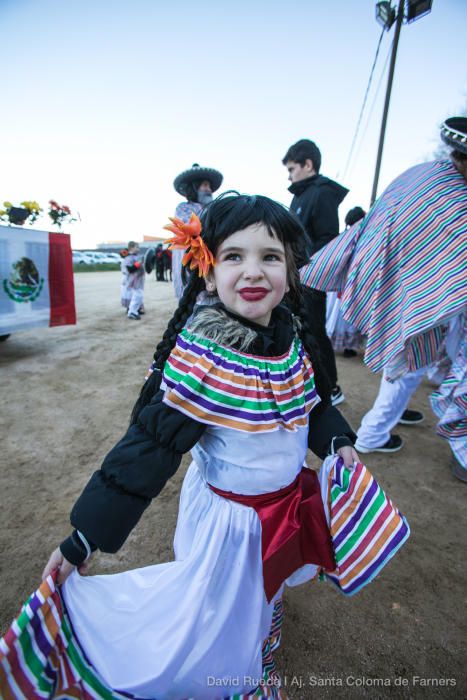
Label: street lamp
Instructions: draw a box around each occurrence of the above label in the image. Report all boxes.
[375,2,396,30]
[406,0,433,23]
[370,0,433,204]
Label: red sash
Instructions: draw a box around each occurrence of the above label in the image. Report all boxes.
[209,468,335,602]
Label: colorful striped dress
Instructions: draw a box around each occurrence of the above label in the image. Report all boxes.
[0,331,321,700]
[300,159,467,380]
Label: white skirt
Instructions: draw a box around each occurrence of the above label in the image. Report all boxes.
[62,462,281,699]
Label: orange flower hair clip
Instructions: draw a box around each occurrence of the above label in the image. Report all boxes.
[164,213,215,278]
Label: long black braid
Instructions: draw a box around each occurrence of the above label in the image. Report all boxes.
[130,273,204,423]
[153,274,204,370]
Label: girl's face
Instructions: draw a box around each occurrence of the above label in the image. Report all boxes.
[207,224,289,326]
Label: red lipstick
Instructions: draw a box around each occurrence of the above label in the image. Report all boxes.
[239,287,269,301]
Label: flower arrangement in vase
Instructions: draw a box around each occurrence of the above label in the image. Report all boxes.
[0,200,42,225]
[48,200,76,229]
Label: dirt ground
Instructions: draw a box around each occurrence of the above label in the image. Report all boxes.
[1,271,465,699]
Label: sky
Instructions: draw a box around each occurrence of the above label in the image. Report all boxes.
[1,0,466,249]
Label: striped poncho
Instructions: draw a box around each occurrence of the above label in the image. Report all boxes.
[300,160,467,379]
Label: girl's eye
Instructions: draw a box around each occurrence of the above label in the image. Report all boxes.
[264,254,281,261]
[224,253,241,261]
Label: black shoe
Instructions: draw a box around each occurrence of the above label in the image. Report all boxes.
[331,385,345,406]
[355,434,403,454]
[128,312,141,320]
[138,307,146,315]
[398,409,424,425]
[343,348,357,358]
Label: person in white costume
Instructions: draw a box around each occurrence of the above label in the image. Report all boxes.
[354,369,426,453]
[119,247,131,310]
[3,195,364,699]
[124,240,145,320]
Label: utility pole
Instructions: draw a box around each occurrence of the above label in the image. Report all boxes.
[370,0,404,205]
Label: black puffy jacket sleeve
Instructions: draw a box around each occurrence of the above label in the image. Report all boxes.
[67,389,206,554]
[307,400,356,459]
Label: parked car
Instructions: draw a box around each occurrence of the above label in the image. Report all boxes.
[72,251,93,265]
[99,253,121,263]
[102,252,122,263]
[82,251,119,264]
[82,251,102,262]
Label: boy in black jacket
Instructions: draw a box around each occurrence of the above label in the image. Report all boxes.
[283,138,348,406]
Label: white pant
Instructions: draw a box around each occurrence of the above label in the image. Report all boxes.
[128,288,144,316]
[355,368,426,449]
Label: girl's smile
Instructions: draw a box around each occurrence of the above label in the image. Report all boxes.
[207,224,289,326]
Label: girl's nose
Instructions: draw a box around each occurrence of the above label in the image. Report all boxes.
[243,261,264,279]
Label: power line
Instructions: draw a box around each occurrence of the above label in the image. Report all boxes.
[346,37,393,182]
[341,26,386,180]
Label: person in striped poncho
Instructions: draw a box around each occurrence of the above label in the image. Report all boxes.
[300,116,467,480]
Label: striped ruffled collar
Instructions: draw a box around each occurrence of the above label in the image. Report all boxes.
[162,323,320,433]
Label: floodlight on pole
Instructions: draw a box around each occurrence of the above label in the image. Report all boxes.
[375,2,396,30]
[406,0,433,23]
[370,0,433,205]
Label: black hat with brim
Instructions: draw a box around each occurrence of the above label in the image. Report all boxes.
[173,164,223,196]
[440,117,467,156]
[144,248,156,274]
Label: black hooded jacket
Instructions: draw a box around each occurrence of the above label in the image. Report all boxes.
[289,174,348,267]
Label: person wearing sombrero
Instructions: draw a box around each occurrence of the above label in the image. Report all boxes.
[299,116,467,481]
[171,163,223,299]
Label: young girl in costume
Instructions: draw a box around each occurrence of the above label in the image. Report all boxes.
[0,194,408,700]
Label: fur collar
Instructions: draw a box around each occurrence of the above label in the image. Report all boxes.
[187,306,259,352]
[187,304,298,355]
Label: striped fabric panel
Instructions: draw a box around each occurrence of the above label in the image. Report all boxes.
[0,576,138,700]
[162,330,320,432]
[232,599,287,699]
[300,222,361,292]
[300,160,467,377]
[268,599,284,653]
[1,579,288,700]
[324,460,410,596]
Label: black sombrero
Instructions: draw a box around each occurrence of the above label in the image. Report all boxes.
[440,117,467,156]
[144,248,156,274]
[173,163,223,196]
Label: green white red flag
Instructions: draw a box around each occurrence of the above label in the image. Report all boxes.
[0,225,76,335]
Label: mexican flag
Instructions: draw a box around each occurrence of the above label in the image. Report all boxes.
[0,225,76,335]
